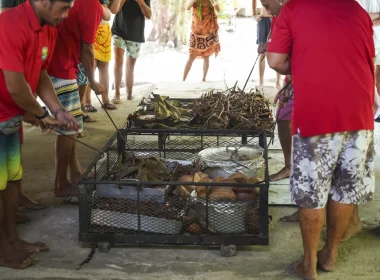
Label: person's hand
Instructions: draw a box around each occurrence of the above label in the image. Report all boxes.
[254,15,261,21]
[23,112,39,127]
[274,83,293,108]
[54,109,80,132]
[38,115,59,133]
[257,43,267,54]
[374,92,380,119]
[89,81,105,96]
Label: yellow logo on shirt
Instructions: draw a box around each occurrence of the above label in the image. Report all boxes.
[42,47,48,61]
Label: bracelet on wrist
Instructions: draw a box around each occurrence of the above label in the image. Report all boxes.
[35,107,49,120]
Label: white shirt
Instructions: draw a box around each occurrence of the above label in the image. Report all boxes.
[358,0,380,48]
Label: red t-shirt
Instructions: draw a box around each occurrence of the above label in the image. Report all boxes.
[0,0,57,122]
[48,0,103,79]
[267,0,375,137]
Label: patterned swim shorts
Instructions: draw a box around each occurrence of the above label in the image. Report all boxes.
[112,35,141,59]
[76,63,89,86]
[0,129,22,190]
[290,130,375,209]
[50,77,83,135]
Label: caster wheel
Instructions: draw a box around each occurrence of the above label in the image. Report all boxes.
[220,244,236,257]
[97,242,111,253]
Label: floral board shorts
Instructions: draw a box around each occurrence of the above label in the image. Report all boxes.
[290,130,375,209]
[112,35,141,59]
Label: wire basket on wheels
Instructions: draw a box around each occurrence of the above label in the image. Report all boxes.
[79,128,270,257]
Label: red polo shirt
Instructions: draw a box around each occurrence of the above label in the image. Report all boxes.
[47,0,103,79]
[0,0,57,122]
[267,0,375,137]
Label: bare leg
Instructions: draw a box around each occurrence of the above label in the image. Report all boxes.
[5,182,48,253]
[259,53,266,86]
[341,205,362,242]
[69,140,82,185]
[292,206,324,280]
[55,135,78,197]
[0,191,36,269]
[202,56,210,82]
[78,84,87,105]
[82,84,92,107]
[17,148,43,210]
[113,47,125,101]
[97,60,112,105]
[126,57,137,100]
[183,55,197,81]
[318,200,354,272]
[276,72,282,90]
[270,120,291,181]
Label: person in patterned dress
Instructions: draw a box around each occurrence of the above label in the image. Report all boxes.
[183,0,221,82]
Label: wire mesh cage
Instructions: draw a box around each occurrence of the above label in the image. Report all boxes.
[79,129,270,255]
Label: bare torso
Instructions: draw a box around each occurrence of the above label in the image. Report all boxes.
[260,6,270,17]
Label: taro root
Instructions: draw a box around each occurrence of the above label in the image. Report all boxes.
[187,223,202,235]
[175,175,195,198]
[194,172,210,198]
[233,176,261,201]
[210,187,237,200]
[228,173,248,184]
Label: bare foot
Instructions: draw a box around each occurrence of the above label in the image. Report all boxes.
[292,261,318,280]
[17,213,31,225]
[11,239,49,253]
[341,221,362,242]
[0,249,37,269]
[19,194,45,210]
[269,166,290,181]
[54,182,79,197]
[280,210,299,223]
[317,248,335,272]
[70,171,83,185]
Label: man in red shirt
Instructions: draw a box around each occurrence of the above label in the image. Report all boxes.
[266,0,375,279]
[48,0,105,201]
[0,0,78,269]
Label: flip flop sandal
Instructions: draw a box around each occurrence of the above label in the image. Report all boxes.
[82,115,96,123]
[82,105,98,113]
[77,132,85,138]
[112,97,121,104]
[17,213,31,224]
[21,199,45,210]
[102,103,117,110]
[64,195,79,205]
[32,241,49,252]
[0,253,36,269]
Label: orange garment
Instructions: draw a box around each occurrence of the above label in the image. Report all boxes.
[189,3,221,58]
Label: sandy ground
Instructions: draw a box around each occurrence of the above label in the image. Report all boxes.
[1,18,380,279]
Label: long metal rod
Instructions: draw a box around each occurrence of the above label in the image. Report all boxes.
[95,94,126,139]
[56,130,104,154]
[242,54,261,92]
